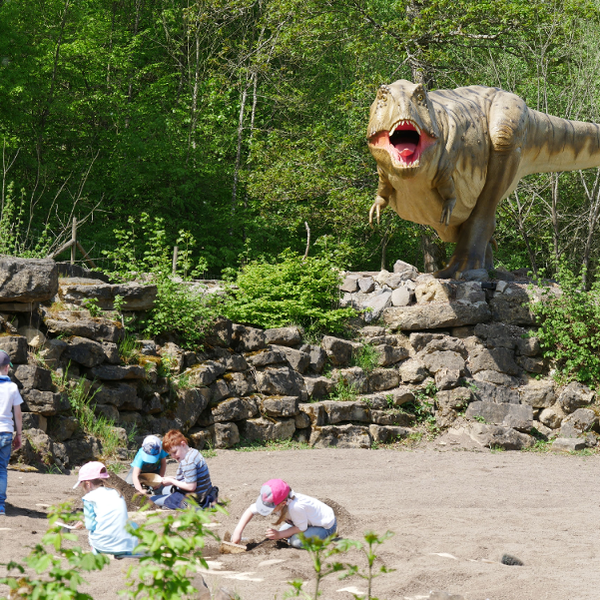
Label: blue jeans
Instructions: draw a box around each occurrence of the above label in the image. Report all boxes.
[150,485,176,506]
[0,432,13,508]
[279,518,338,549]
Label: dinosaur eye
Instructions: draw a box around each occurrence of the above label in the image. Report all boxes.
[416,93,424,102]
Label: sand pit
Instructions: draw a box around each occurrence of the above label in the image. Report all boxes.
[1,447,600,599]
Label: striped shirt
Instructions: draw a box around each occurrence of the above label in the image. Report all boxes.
[175,448,211,496]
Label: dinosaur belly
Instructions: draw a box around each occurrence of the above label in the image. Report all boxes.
[387,175,479,242]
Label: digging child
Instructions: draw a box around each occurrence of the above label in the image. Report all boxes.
[231,479,336,549]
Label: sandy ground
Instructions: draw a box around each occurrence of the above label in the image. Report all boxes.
[1,446,600,600]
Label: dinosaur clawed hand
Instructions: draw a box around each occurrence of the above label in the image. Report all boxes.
[369,195,389,226]
[439,196,456,226]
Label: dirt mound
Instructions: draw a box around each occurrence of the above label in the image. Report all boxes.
[320,497,354,534]
[106,472,151,511]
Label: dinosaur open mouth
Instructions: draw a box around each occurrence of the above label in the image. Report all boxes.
[369,120,425,167]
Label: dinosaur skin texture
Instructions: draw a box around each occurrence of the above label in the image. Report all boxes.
[367,80,600,279]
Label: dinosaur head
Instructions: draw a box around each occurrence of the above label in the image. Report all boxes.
[367,80,439,175]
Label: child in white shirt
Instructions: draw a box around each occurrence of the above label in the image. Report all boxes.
[231,479,336,549]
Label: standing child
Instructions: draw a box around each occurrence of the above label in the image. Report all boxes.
[231,479,337,549]
[151,429,217,509]
[126,435,168,494]
[73,461,138,556]
[0,350,22,517]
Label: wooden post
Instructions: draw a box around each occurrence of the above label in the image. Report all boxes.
[71,217,77,264]
[172,245,178,276]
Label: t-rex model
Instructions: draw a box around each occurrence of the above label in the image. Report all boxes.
[367,80,600,278]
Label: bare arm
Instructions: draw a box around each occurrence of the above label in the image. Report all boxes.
[161,476,196,492]
[158,457,167,477]
[131,466,144,494]
[12,404,22,451]
[231,506,255,544]
[266,525,302,540]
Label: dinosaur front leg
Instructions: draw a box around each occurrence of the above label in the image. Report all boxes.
[435,161,522,278]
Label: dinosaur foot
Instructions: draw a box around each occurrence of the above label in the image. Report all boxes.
[433,255,489,280]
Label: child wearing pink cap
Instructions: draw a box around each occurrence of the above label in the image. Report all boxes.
[72,461,138,556]
[231,479,336,549]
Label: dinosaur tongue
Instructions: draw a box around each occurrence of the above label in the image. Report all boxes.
[397,142,417,158]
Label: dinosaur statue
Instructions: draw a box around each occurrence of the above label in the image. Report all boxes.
[367,80,600,279]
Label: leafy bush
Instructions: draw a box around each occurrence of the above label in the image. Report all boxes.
[223,249,356,335]
[0,501,110,599]
[123,501,222,599]
[530,265,600,388]
[102,213,221,349]
[142,278,224,350]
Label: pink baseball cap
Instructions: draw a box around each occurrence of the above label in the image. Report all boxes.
[255,479,291,516]
[73,461,110,488]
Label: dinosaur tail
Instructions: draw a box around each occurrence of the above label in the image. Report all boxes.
[522,109,600,174]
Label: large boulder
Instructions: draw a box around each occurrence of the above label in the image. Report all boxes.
[43,309,124,343]
[465,401,533,431]
[0,335,28,364]
[0,257,58,303]
[240,417,296,442]
[383,301,491,331]
[557,382,595,414]
[310,424,371,448]
[255,366,306,397]
[57,278,157,310]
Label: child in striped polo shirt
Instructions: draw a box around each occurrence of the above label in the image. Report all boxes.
[150,429,216,509]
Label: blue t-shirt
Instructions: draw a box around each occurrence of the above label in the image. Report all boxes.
[130,448,168,473]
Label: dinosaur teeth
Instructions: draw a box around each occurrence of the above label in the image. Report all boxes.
[389,120,421,135]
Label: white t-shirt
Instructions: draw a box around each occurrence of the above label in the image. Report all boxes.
[252,492,336,531]
[83,487,138,554]
[0,376,23,434]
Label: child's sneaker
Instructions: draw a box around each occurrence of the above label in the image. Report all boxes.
[0,506,5,516]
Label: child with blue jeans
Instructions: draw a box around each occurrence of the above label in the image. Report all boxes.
[231,479,337,549]
[150,429,216,509]
[0,350,23,517]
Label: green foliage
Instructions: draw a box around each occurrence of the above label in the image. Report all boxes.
[284,530,394,600]
[121,502,222,600]
[102,214,208,283]
[283,534,345,600]
[530,265,600,387]
[142,277,223,350]
[329,379,359,403]
[351,344,380,373]
[232,439,311,452]
[402,384,439,436]
[101,213,220,349]
[64,374,123,459]
[223,249,356,335]
[119,334,140,365]
[0,501,110,599]
[82,298,102,318]
[338,531,395,600]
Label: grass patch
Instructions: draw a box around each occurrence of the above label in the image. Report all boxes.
[232,439,312,452]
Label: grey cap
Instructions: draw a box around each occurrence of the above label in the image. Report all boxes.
[0,350,12,367]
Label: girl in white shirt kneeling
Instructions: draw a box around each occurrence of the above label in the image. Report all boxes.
[231,479,336,549]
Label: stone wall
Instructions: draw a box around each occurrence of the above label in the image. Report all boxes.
[0,257,596,470]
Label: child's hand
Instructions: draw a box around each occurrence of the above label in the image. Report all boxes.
[265,528,282,540]
[72,521,85,530]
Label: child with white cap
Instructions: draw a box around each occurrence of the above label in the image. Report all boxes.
[231,479,336,549]
[73,461,138,556]
[125,435,168,494]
